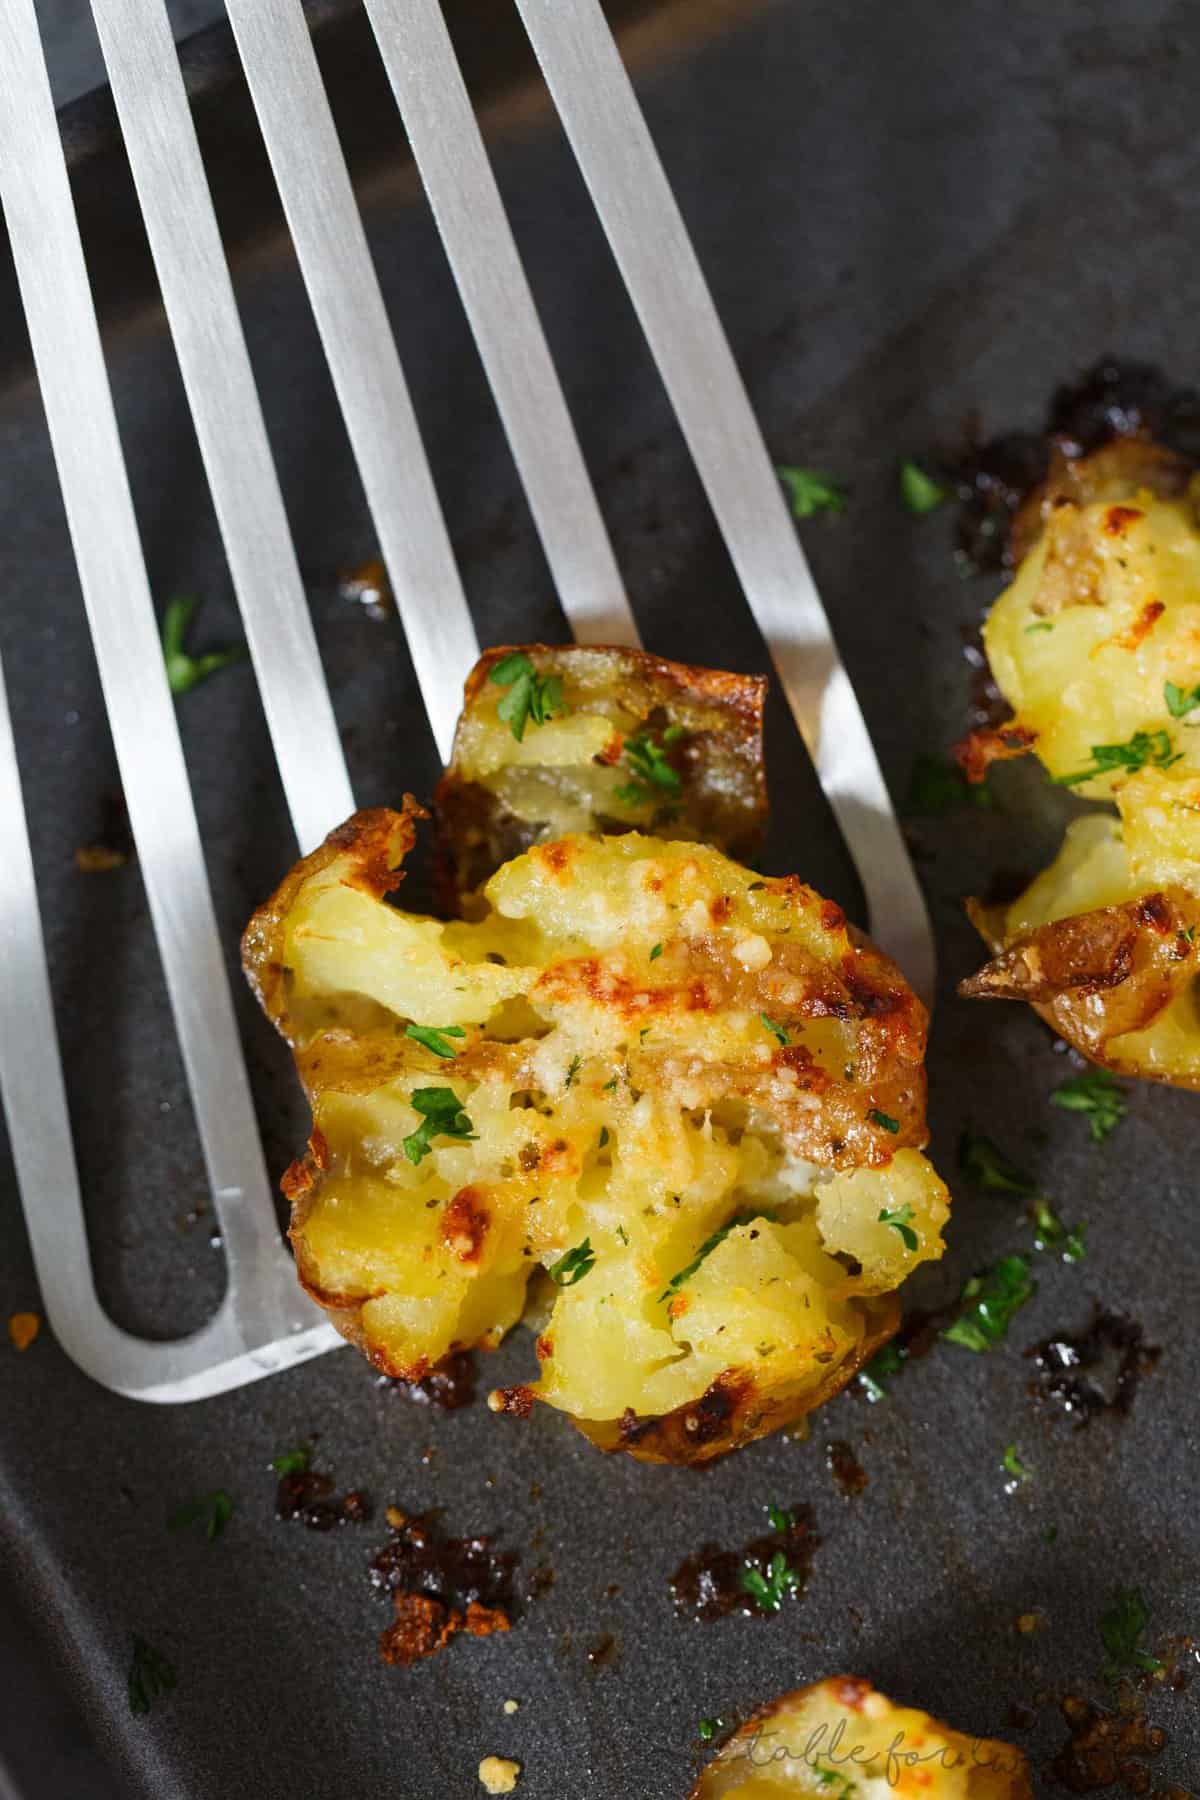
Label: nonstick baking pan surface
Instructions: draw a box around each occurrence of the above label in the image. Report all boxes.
[1,2,1197,1794]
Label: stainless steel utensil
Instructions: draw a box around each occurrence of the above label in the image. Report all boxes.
[0,0,932,1401]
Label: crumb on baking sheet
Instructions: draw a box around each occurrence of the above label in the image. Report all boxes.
[502,1699,519,1715]
[7,1312,39,1352]
[478,1756,520,1793]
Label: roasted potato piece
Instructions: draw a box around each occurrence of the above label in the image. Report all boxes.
[956,439,1200,1081]
[689,1677,1031,1798]
[957,444,1200,796]
[963,767,1200,1085]
[434,644,767,913]
[244,807,948,1464]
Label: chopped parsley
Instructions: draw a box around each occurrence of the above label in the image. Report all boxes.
[489,651,566,741]
[958,1125,1037,1195]
[161,596,245,697]
[814,1764,857,1797]
[167,1489,233,1541]
[776,464,848,519]
[905,753,994,817]
[615,728,684,808]
[766,1503,794,1533]
[128,1635,177,1715]
[697,1717,723,1743]
[564,1054,582,1089]
[614,1223,628,1246]
[1100,1588,1164,1680]
[1002,1444,1032,1486]
[1165,679,1200,719]
[598,1127,610,1149]
[857,1339,906,1402]
[1051,1068,1128,1144]
[867,1108,899,1134]
[547,1238,595,1287]
[760,1014,789,1046]
[404,1022,466,1060]
[660,1211,769,1303]
[899,458,948,514]
[942,1254,1035,1352]
[739,1551,801,1613]
[649,942,663,961]
[1024,621,1055,635]
[270,1445,312,1476]
[402,1087,477,1165]
[877,1203,918,1251]
[1054,729,1181,787]
[1031,1197,1086,1263]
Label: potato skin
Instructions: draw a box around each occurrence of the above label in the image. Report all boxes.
[689,1676,1032,1798]
[434,643,767,914]
[245,809,949,1464]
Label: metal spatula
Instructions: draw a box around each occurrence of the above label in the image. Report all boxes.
[0,0,933,1401]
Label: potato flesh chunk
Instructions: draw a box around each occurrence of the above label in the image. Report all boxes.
[245,810,948,1462]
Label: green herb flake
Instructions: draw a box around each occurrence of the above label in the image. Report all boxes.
[598,1126,610,1149]
[867,1108,900,1134]
[905,753,995,818]
[564,1054,582,1089]
[777,464,848,520]
[1031,1197,1086,1263]
[739,1550,800,1613]
[649,942,663,961]
[857,1340,906,1403]
[128,1635,177,1715]
[614,1223,628,1247]
[660,1211,770,1303]
[942,1254,1035,1352]
[404,1022,466,1060]
[1051,1068,1128,1144]
[615,730,683,808]
[161,596,246,697]
[1024,621,1055,635]
[766,1503,794,1533]
[760,1014,789,1046]
[548,1237,596,1287]
[1100,1588,1165,1680]
[877,1203,918,1251]
[270,1445,312,1476]
[402,1086,477,1165]
[1165,679,1200,719]
[167,1489,234,1541]
[1054,728,1181,788]
[814,1763,858,1797]
[1002,1444,1032,1486]
[697,1717,723,1743]
[958,1125,1037,1195]
[899,458,949,515]
[489,651,567,742]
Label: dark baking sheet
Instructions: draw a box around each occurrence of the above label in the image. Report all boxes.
[1,2,1197,1794]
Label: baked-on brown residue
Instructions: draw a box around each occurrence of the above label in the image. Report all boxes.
[1049,1694,1169,1794]
[369,1508,517,1666]
[275,1467,372,1532]
[1025,1310,1160,1424]
[940,358,1200,574]
[825,1440,868,1498]
[380,1351,477,1410]
[669,1502,818,1622]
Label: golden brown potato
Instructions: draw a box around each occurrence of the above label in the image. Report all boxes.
[689,1677,1031,1799]
[958,441,1200,1083]
[244,806,948,1464]
[962,768,1200,1084]
[433,644,767,914]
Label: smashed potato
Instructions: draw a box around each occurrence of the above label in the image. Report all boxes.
[245,806,948,1464]
[689,1677,1031,1798]
[959,443,1200,1083]
[434,644,767,914]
